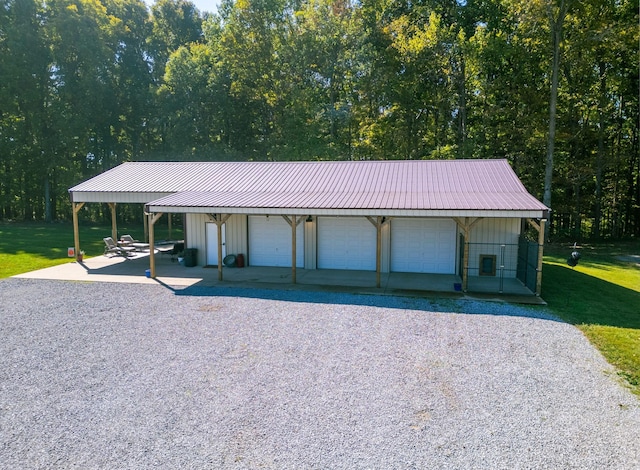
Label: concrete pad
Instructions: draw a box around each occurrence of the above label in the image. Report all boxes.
[14,253,545,304]
[14,252,204,288]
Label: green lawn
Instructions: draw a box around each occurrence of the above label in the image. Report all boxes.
[1,222,638,395]
[542,241,640,395]
[0,222,181,278]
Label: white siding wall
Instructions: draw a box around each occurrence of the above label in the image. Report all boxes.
[465,218,521,278]
[186,213,247,267]
[186,213,207,266]
[304,217,317,270]
[381,221,390,273]
[225,214,248,260]
[187,214,522,275]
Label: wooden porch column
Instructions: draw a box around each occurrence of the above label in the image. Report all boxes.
[143,207,148,242]
[208,214,231,281]
[461,224,470,292]
[366,216,386,288]
[72,202,85,261]
[283,215,304,284]
[217,221,223,281]
[527,218,547,296]
[537,219,546,296]
[292,215,297,283]
[148,212,163,278]
[453,217,482,292]
[108,203,117,241]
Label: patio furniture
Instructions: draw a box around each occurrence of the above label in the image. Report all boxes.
[119,234,149,251]
[118,234,136,246]
[103,237,135,258]
[157,242,184,262]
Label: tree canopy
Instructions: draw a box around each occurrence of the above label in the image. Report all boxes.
[0,0,638,239]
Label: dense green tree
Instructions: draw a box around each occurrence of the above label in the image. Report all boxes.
[0,0,52,220]
[289,0,362,159]
[0,0,637,237]
[148,0,204,82]
[158,43,218,154]
[104,0,154,159]
[216,0,290,158]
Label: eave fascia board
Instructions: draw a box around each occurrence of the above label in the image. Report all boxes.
[70,191,175,204]
[143,205,546,219]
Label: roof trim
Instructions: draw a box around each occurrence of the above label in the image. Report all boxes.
[143,203,546,219]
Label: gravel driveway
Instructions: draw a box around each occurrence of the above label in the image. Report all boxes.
[1,278,638,469]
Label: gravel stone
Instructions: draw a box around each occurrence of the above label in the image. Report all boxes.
[0,278,638,469]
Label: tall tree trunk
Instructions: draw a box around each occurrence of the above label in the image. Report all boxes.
[457,53,467,158]
[44,173,51,223]
[543,0,569,239]
[593,61,606,238]
[634,127,640,237]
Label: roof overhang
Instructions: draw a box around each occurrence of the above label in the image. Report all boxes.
[70,191,174,204]
[144,204,547,219]
[144,189,549,219]
[145,194,548,219]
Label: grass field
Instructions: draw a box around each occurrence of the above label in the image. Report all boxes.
[1,222,638,395]
[0,222,181,279]
[542,241,640,395]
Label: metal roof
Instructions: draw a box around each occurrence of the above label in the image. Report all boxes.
[69,159,548,216]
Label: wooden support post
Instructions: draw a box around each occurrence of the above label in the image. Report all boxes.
[208,214,231,281]
[72,202,85,261]
[375,217,382,288]
[217,220,223,281]
[292,215,297,284]
[536,219,546,296]
[526,218,541,232]
[453,217,482,293]
[148,212,163,278]
[366,216,386,288]
[108,203,117,242]
[461,225,470,292]
[143,207,148,242]
[149,213,155,278]
[282,215,304,284]
[526,218,547,296]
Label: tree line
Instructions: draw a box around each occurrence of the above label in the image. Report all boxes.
[1,0,638,239]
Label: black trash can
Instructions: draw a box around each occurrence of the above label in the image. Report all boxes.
[183,248,198,267]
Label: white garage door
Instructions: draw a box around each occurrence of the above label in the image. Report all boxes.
[317,217,376,270]
[248,216,303,267]
[391,218,457,273]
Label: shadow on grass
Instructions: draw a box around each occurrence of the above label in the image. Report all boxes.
[542,263,640,329]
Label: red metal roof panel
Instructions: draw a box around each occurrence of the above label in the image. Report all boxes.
[70,159,548,212]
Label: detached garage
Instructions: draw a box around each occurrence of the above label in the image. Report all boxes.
[317,217,376,271]
[249,215,304,267]
[391,218,457,274]
[68,159,549,295]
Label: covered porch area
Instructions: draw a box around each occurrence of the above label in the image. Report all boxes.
[15,252,545,304]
